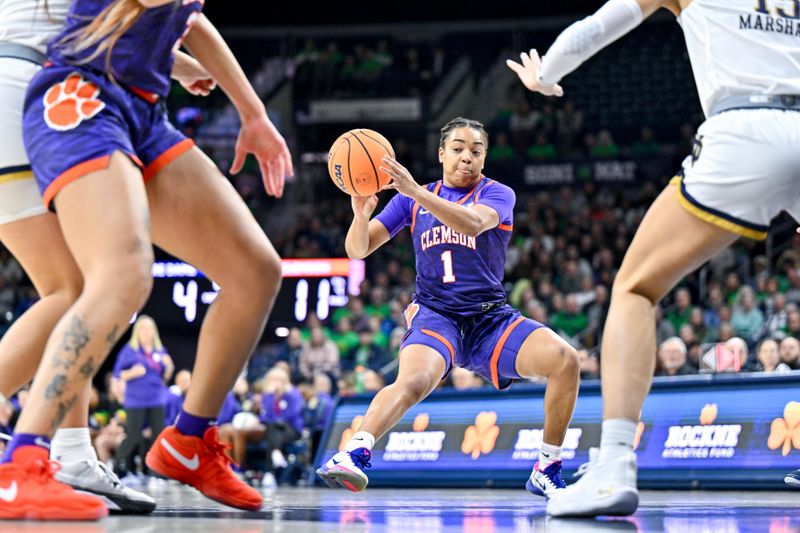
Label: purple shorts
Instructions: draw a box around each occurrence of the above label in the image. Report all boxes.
[401,301,544,390]
[22,64,193,208]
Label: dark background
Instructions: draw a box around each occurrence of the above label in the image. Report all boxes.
[204,1,604,27]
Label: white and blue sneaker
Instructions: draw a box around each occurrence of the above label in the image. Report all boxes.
[547,448,639,517]
[785,468,800,488]
[526,460,566,496]
[316,447,372,492]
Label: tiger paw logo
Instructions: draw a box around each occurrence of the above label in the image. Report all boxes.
[699,403,718,426]
[338,415,364,451]
[43,73,105,131]
[768,402,800,456]
[461,411,500,459]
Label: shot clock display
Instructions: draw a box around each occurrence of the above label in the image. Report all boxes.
[142,258,365,336]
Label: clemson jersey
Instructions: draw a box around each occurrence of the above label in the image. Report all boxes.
[375,176,515,316]
[48,0,204,97]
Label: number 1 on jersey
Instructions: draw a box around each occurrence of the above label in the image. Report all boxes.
[441,250,456,283]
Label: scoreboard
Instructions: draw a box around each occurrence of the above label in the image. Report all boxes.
[143,258,365,337]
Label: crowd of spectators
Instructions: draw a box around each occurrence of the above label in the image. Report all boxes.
[487,90,696,164]
[293,38,448,99]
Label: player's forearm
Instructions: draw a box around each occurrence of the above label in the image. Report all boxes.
[171,51,199,81]
[411,188,483,237]
[538,0,646,85]
[345,215,371,259]
[182,15,265,122]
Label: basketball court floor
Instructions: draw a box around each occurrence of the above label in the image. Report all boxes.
[2,485,797,532]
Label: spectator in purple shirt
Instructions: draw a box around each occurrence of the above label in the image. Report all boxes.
[165,370,192,426]
[112,316,174,477]
[228,367,302,473]
[300,374,335,457]
[218,376,249,426]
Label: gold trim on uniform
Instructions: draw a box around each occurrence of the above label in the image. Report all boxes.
[0,169,34,184]
[670,176,768,241]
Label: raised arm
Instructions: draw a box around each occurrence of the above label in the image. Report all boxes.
[182,14,292,197]
[507,0,677,95]
[380,157,498,238]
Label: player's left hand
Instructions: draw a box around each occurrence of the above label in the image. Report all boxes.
[231,115,293,198]
[171,54,217,96]
[380,156,421,198]
[506,49,564,97]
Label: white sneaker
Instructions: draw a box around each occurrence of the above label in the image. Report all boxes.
[262,471,277,489]
[546,448,639,517]
[56,459,157,514]
[271,449,289,469]
[316,447,371,492]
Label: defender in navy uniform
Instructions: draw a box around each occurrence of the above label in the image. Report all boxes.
[317,118,580,497]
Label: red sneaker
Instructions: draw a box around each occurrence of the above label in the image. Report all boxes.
[146,426,263,511]
[0,446,108,520]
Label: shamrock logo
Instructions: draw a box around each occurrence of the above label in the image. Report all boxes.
[461,411,500,459]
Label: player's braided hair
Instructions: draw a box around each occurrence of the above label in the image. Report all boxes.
[439,117,489,148]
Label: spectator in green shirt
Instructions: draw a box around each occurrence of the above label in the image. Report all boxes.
[630,126,661,158]
[330,316,359,356]
[667,288,694,332]
[526,132,557,161]
[551,294,588,339]
[590,129,620,159]
[365,286,391,319]
[487,132,516,163]
[332,296,368,329]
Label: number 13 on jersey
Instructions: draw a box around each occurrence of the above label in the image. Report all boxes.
[441,250,457,283]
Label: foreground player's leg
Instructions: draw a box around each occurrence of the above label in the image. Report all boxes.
[317,345,446,492]
[547,184,736,518]
[51,388,155,514]
[0,214,82,397]
[514,327,579,496]
[143,148,281,511]
[0,153,153,521]
[0,214,154,514]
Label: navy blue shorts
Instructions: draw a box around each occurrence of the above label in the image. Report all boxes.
[401,301,545,389]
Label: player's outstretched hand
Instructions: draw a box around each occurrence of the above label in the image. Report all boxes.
[506,49,564,97]
[380,156,421,198]
[352,195,379,218]
[231,115,293,199]
[172,53,217,96]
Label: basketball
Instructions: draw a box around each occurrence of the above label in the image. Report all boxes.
[328,129,395,196]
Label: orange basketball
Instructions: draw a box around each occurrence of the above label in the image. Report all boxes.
[328,129,395,196]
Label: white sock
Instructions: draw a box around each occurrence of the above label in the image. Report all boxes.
[345,431,376,452]
[598,418,637,462]
[51,427,96,463]
[538,442,562,469]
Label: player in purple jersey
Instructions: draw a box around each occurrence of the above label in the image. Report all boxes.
[317,117,579,497]
[0,0,291,519]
